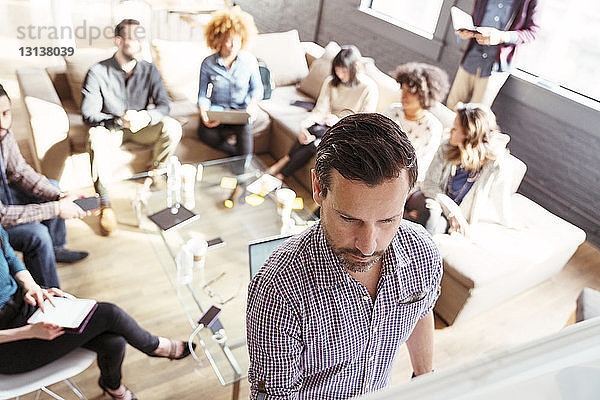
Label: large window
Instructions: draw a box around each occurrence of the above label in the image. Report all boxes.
[515,0,600,102]
[361,0,444,39]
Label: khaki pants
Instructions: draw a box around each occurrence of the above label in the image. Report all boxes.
[446,66,510,110]
[88,116,182,197]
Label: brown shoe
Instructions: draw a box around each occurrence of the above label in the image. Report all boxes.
[99,206,118,236]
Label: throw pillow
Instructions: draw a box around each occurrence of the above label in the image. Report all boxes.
[153,39,212,104]
[250,30,308,87]
[297,41,341,100]
[362,58,402,113]
[64,47,116,108]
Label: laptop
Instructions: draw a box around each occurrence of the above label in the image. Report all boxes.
[248,234,292,279]
[206,109,250,125]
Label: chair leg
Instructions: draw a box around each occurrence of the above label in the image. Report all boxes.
[40,386,67,400]
[65,378,88,400]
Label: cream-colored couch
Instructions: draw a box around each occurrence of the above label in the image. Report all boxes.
[17,30,585,325]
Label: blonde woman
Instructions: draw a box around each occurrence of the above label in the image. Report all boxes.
[197,6,263,156]
[405,103,513,236]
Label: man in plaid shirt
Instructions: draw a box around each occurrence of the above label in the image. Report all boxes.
[247,113,443,399]
[0,85,88,288]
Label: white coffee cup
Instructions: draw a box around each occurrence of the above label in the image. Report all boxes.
[276,188,296,219]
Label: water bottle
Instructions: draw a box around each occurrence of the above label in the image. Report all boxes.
[176,244,194,285]
[167,156,182,212]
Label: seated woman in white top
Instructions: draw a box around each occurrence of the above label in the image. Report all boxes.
[268,45,378,180]
[386,62,449,181]
[405,103,513,237]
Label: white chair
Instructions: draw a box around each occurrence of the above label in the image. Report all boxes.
[0,348,96,400]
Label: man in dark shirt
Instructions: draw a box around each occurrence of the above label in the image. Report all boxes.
[0,84,88,288]
[81,19,182,236]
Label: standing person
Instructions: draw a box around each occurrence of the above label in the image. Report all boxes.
[386,62,449,181]
[446,0,540,109]
[405,103,513,237]
[81,19,182,236]
[268,45,378,181]
[0,84,87,289]
[247,113,442,399]
[0,225,194,400]
[197,6,263,157]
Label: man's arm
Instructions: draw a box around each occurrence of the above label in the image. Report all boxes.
[3,131,60,201]
[406,311,434,376]
[81,68,122,129]
[147,64,171,126]
[247,276,303,399]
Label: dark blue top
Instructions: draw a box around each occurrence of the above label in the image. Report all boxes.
[462,0,516,76]
[0,225,26,308]
[446,166,476,205]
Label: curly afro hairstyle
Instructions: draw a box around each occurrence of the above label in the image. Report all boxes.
[204,6,258,51]
[393,62,450,110]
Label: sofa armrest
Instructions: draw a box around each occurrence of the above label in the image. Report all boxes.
[301,41,325,67]
[16,67,70,172]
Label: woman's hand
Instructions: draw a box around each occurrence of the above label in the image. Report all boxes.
[448,215,468,236]
[298,128,316,145]
[23,285,56,313]
[28,322,64,340]
[456,29,476,41]
[198,107,221,128]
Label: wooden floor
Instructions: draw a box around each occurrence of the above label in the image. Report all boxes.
[2,1,600,399]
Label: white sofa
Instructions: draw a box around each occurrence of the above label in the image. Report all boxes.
[17,30,586,325]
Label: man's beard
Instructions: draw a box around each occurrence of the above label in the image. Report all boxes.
[322,222,385,273]
[121,50,137,62]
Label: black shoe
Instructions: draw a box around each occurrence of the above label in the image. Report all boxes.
[54,247,89,263]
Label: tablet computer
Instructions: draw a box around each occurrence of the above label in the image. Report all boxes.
[148,205,199,231]
[206,109,250,125]
[451,6,479,34]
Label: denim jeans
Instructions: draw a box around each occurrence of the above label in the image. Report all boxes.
[4,180,65,288]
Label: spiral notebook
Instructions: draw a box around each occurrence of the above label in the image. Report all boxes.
[27,297,98,334]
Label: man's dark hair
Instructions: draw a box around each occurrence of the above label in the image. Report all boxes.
[0,84,9,100]
[393,62,449,110]
[331,45,362,87]
[115,18,141,38]
[315,113,418,197]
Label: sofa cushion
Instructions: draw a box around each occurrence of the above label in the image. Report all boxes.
[259,85,314,121]
[152,39,212,104]
[297,41,341,100]
[436,193,586,289]
[362,59,401,114]
[250,30,308,87]
[64,48,116,108]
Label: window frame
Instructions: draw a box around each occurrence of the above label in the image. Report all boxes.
[353,0,454,60]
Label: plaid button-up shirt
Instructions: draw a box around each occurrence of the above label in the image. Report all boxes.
[0,130,60,227]
[247,221,442,399]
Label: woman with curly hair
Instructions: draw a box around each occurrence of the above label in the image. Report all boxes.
[268,45,378,180]
[197,6,263,156]
[386,62,449,181]
[405,103,513,237]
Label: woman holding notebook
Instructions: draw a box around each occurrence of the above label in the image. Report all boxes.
[267,45,379,180]
[0,226,193,400]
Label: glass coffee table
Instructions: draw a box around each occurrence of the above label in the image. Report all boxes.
[141,155,316,397]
